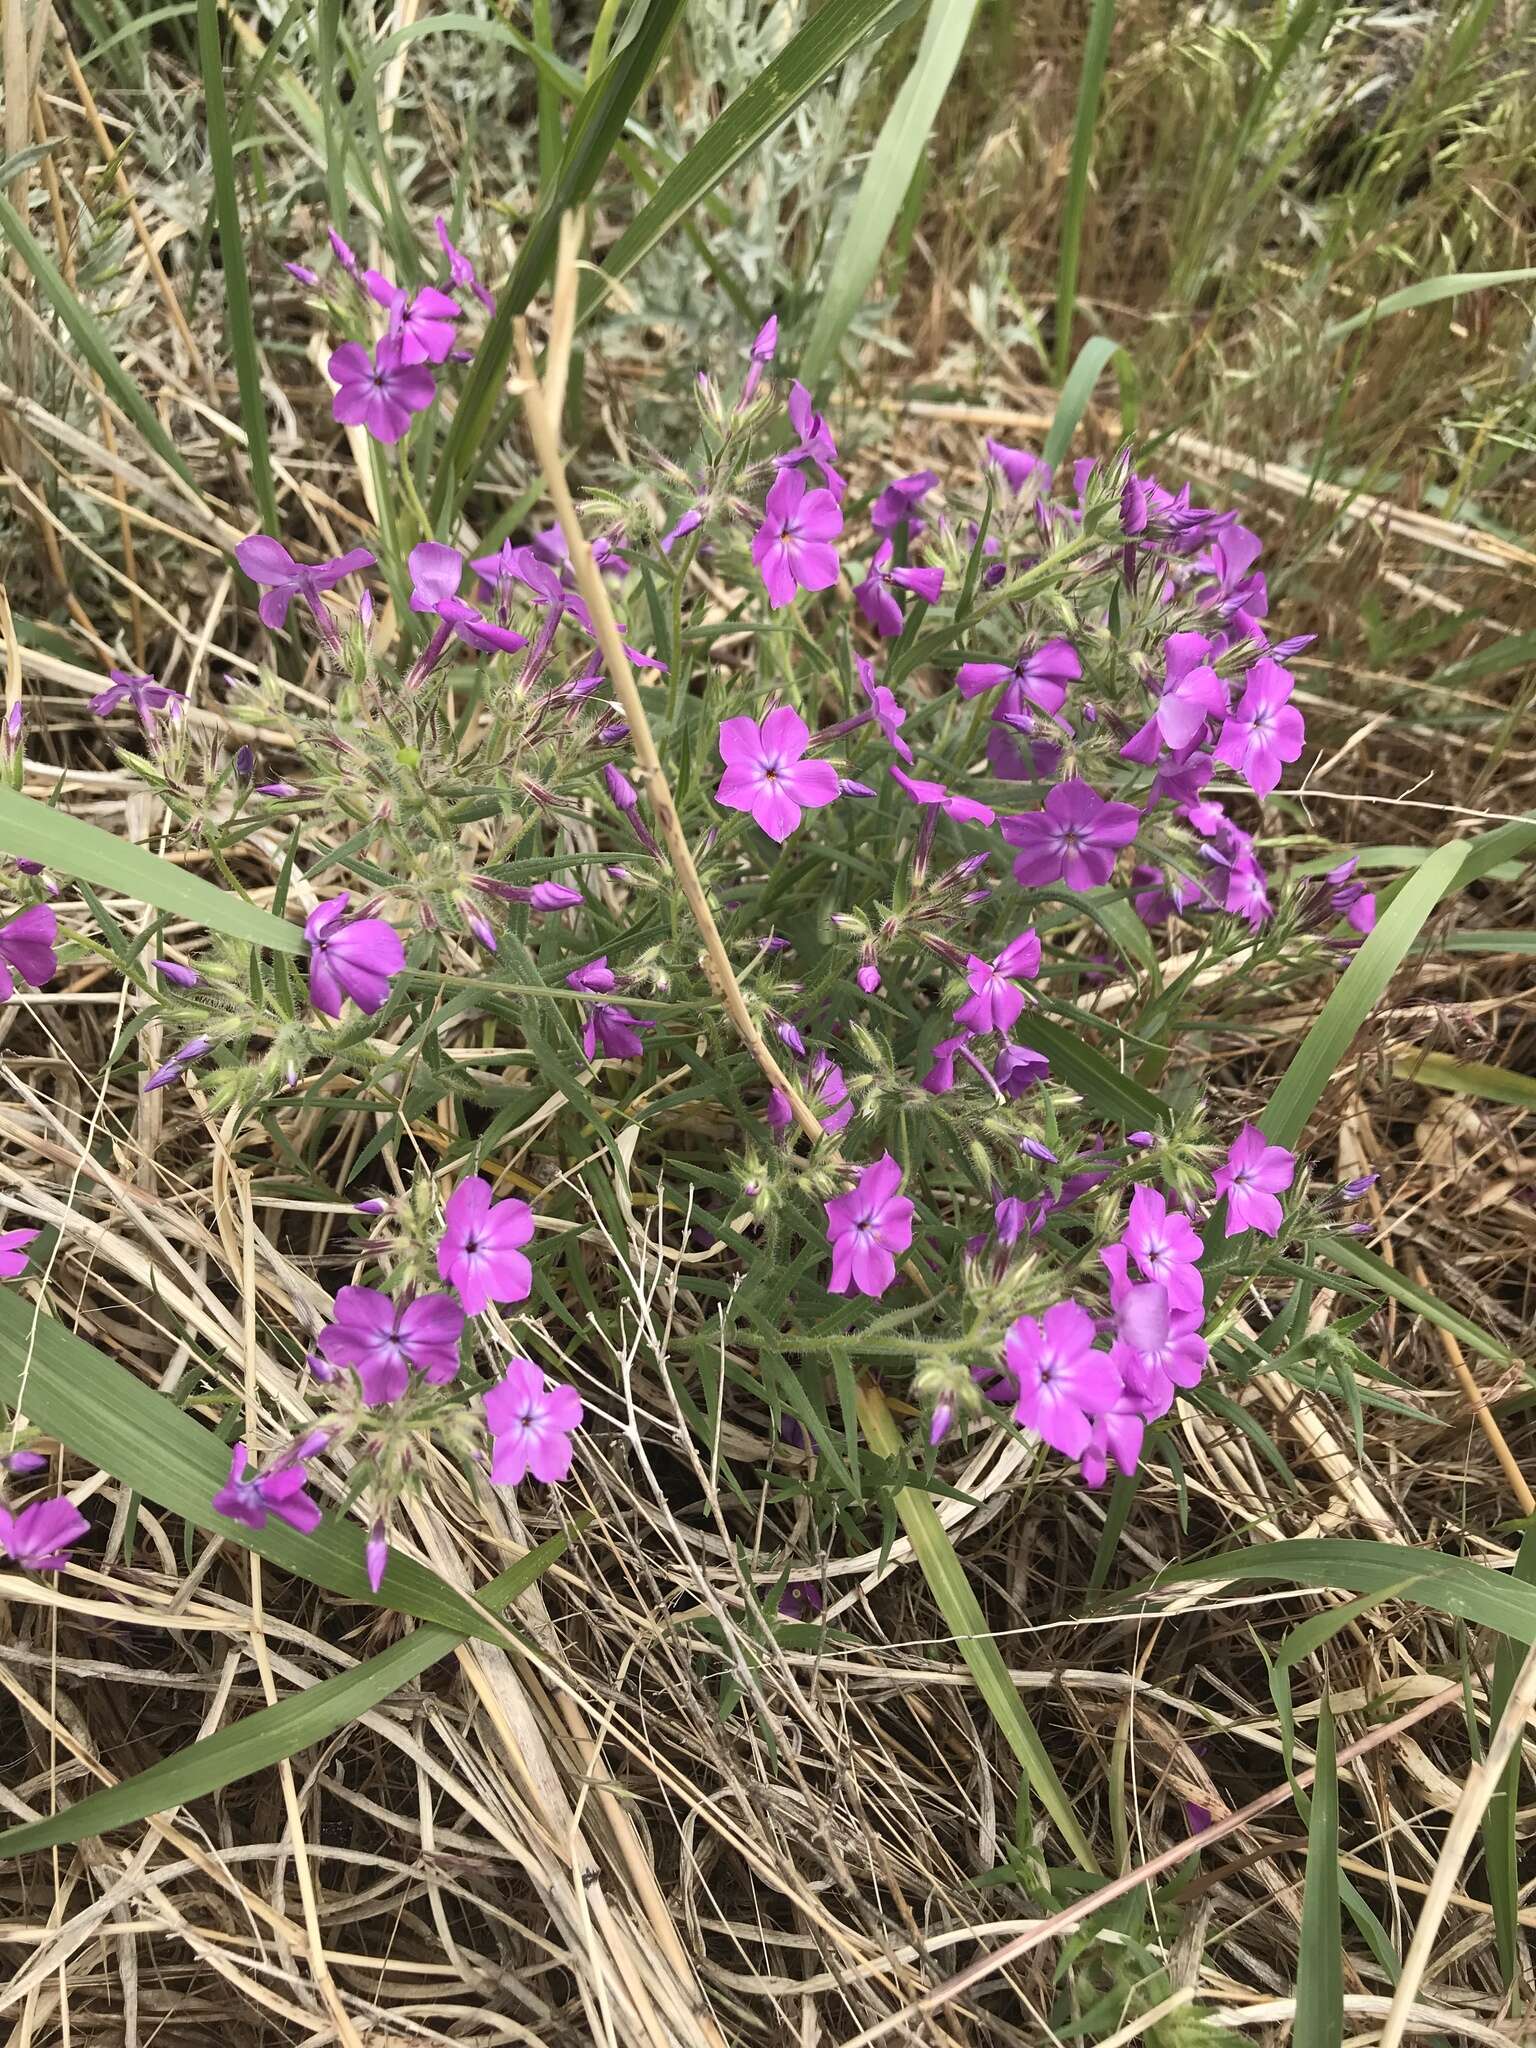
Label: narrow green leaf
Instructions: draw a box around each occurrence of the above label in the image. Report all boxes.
[1010,1012,1170,1130]
[0,788,303,954]
[1486,1528,1536,1985]
[0,191,197,491]
[1321,268,1536,346]
[1042,334,1126,470]
[1295,1699,1343,2048]
[1262,840,1466,1151]
[1393,1050,1536,1112]
[0,1532,569,1856]
[197,0,279,533]
[1323,1237,1516,1364]
[0,1288,496,1638]
[800,0,983,388]
[1052,0,1117,382]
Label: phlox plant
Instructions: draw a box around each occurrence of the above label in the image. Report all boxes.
[5,215,1388,1590]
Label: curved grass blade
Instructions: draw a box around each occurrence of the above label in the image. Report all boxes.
[1321,267,1536,347]
[0,788,303,953]
[1295,1699,1343,2048]
[0,1531,569,1857]
[1322,1237,1515,1365]
[1010,1012,1169,1130]
[1052,0,1117,382]
[1042,333,1128,470]
[1487,1529,1536,1985]
[799,0,984,390]
[1392,1050,1536,1112]
[0,1287,496,1638]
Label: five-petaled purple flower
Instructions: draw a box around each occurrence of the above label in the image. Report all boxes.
[871,469,939,537]
[1213,1123,1296,1237]
[485,1356,583,1485]
[752,468,843,610]
[855,540,945,638]
[954,928,1040,1035]
[566,957,655,1062]
[0,905,57,1003]
[0,1495,88,1571]
[408,542,528,659]
[235,534,376,633]
[1004,1300,1120,1460]
[1111,1186,1204,1314]
[89,669,184,729]
[824,1153,914,1299]
[316,1286,466,1404]
[435,216,495,310]
[438,1175,535,1315]
[328,337,435,444]
[716,707,841,842]
[1002,780,1141,891]
[366,272,462,364]
[889,764,995,826]
[212,1442,322,1534]
[1214,659,1305,799]
[306,895,406,1018]
[956,639,1080,717]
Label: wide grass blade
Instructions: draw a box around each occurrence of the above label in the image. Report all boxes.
[0,1288,498,1638]
[197,0,280,535]
[1323,1237,1515,1364]
[857,1379,1098,1872]
[430,0,689,523]
[1010,1012,1169,1130]
[0,190,197,492]
[1042,334,1129,469]
[589,0,917,330]
[1295,1699,1343,2048]
[799,0,984,390]
[1393,1050,1536,1112]
[0,1530,569,1856]
[1052,0,1117,383]
[1486,1529,1536,1984]
[1321,267,1536,346]
[0,788,303,954]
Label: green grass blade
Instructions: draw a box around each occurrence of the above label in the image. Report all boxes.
[197,0,280,534]
[1486,1528,1536,1985]
[0,1288,496,1638]
[532,0,561,188]
[799,0,983,390]
[1393,1050,1536,1112]
[0,190,198,492]
[857,1379,1098,1872]
[0,788,303,954]
[1042,334,1127,469]
[1052,0,1116,383]
[430,0,689,524]
[1322,1237,1515,1365]
[1010,1012,1169,1130]
[589,0,914,330]
[1321,268,1536,346]
[1261,840,1465,1151]
[0,1531,569,1856]
[1295,1698,1343,2048]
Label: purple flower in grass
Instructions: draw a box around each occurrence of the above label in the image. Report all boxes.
[435,216,495,311]
[1213,659,1304,799]
[1121,636,1228,762]
[769,1053,852,1139]
[328,337,435,444]
[235,535,376,632]
[0,905,57,1002]
[1213,1123,1296,1238]
[779,1579,825,1621]
[1079,1397,1147,1489]
[305,895,406,1018]
[581,995,652,1061]
[1109,1280,1208,1420]
[854,657,912,763]
[716,707,841,842]
[316,1286,466,1405]
[778,381,845,497]
[89,669,184,728]
[889,764,994,827]
[1004,1300,1121,1461]
[739,313,778,407]
[985,440,1052,499]
[409,543,528,659]
[1002,780,1140,891]
[439,1176,535,1315]
[365,1521,389,1593]
[855,539,944,637]
[956,639,1080,717]
[953,928,1040,1035]
[485,1357,583,1485]
[922,1032,970,1096]
[1326,858,1376,935]
[995,1042,1050,1096]
[2,1450,48,1475]
[364,270,462,364]
[0,1226,38,1278]
[212,1443,321,1535]
[753,467,843,609]
[143,1035,213,1093]
[0,1496,88,1571]
[1116,1186,1204,1313]
[825,1153,914,1299]
[872,469,939,538]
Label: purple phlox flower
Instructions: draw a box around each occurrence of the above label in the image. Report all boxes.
[0,1226,38,1279]
[1020,1135,1058,1165]
[1,1449,48,1475]
[1106,1280,1207,1420]
[567,956,617,996]
[438,1175,535,1316]
[328,228,359,273]
[753,467,843,610]
[88,668,184,728]
[1121,634,1228,762]
[661,504,706,554]
[151,958,200,989]
[365,1520,389,1593]
[409,542,528,657]
[994,1041,1050,1097]
[316,1285,466,1404]
[142,1034,213,1093]
[1133,863,1208,925]
[922,1031,970,1096]
[1213,1123,1296,1238]
[1002,780,1141,891]
[957,639,1080,717]
[475,876,584,914]
[953,928,1040,1035]
[1184,1797,1214,1837]
[1004,1300,1122,1460]
[855,657,913,763]
[305,895,405,1018]
[1326,857,1377,935]
[771,1012,806,1057]
[434,215,495,311]
[806,1052,853,1135]
[777,380,845,498]
[871,469,939,538]
[285,260,320,287]
[716,706,841,841]
[474,540,657,667]
[1148,748,1214,812]
[485,1356,583,1484]
[1202,522,1267,617]
[1118,1186,1204,1314]
[1340,1172,1379,1201]
[0,1495,88,1571]
[739,312,778,407]
[984,440,1052,500]
[328,337,435,444]
[778,1579,825,1622]
[889,764,995,827]
[212,1442,321,1535]
[994,1194,1035,1248]
[363,269,462,365]
[529,523,630,580]
[1216,851,1273,930]
[824,1153,914,1299]
[1214,658,1304,799]
[0,904,58,1002]
[855,538,946,637]
[235,534,376,633]
[256,781,302,799]
[1079,1393,1148,1488]
[856,959,881,995]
